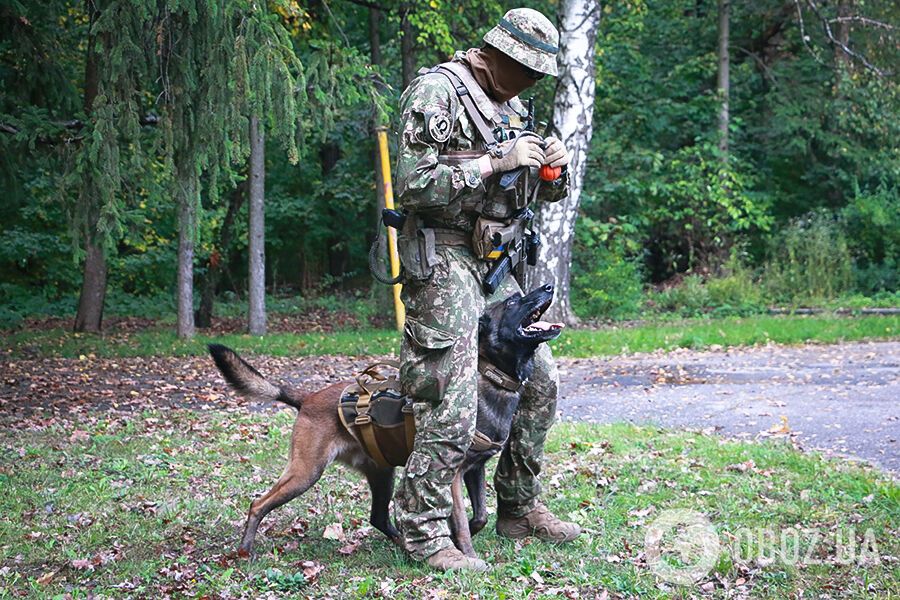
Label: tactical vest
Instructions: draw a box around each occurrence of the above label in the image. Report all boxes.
[421,61,536,220]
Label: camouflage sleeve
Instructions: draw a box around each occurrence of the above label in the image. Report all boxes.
[395,75,484,216]
[535,168,569,204]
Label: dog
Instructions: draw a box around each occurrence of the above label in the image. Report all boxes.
[208,284,562,558]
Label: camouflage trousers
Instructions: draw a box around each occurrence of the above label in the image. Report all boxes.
[394,245,559,561]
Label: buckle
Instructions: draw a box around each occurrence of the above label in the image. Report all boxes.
[354,413,372,426]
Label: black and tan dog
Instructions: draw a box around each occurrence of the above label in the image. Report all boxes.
[208,284,562,557]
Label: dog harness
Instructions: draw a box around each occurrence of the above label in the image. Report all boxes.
[338,360,518,468]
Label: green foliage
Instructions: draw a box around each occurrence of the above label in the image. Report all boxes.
[841,180,900,293]
[571,216,644,320]
[1,0,897,323]
[763,211,854,303]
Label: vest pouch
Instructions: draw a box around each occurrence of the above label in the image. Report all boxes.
[480,177,518,220]
[398,226,438,281]
[473,217,520,260]
[368,390,415,467]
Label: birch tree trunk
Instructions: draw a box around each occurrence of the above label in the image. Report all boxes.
[248,115,266,335]
[717,0,730,157]
[526,0,601,325]
[176,175,196,338]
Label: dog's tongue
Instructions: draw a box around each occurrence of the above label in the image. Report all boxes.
[526,320,565,332]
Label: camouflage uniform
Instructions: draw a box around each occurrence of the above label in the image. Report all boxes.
[392,9,569,561]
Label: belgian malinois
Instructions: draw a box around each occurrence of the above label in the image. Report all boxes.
[209,284,562,557]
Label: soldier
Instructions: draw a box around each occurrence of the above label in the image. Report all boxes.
[393,8,581,572]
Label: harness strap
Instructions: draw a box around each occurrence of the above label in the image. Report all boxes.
[402,401,415,454]
[470,430,506,452]
[431,64,500,151]
[477,356,523,393]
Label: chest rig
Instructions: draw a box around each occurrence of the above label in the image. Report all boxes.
[419,61,543,291]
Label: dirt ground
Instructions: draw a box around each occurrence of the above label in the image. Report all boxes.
[2,341,897,473]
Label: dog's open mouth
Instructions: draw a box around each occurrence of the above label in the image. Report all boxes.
[519,298,564,337]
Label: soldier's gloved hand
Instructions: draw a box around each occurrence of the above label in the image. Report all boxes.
[489,133,545,173]
[543,136,571,168]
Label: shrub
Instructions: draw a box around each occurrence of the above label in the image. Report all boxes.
[572,249,645,320]
[763,211,853,303]
[649,274,709,316]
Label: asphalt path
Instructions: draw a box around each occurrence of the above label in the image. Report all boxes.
[556,341,900,474]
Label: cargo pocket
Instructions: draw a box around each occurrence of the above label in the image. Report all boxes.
[403,452,431,479]
[401,317,457,404]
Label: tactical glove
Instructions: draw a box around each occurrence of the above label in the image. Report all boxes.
[490,133,545,173]
[543,136,571,168]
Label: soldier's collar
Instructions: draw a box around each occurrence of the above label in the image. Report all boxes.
[477,355,524,393]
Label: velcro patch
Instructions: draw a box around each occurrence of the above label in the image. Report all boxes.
[425,110,453,143]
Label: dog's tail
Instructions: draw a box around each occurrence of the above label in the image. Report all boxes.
[207,344,303,410]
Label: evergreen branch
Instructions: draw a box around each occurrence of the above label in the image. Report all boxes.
[0,114,159,144]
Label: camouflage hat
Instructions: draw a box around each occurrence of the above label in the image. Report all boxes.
[483,8,559,77]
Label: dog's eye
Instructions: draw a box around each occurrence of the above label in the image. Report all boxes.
[506,299,516,307]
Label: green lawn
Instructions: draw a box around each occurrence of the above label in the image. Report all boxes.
[1,412,896,598]
[2,314,898,359]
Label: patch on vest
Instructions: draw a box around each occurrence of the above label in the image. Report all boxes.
[425,110,452,143]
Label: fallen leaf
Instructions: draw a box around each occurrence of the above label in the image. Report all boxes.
[323,522,345,541]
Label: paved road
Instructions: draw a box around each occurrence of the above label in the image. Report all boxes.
[556,341,900,473]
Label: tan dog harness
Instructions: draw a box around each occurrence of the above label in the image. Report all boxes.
[338,360,512,468]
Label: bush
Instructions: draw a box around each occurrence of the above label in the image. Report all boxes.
[649,274,709,316]
[571,215,645,320]
[763,211,853,303]
[572,249,645,320]
[646,255,766,317]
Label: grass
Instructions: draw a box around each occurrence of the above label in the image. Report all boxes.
[1,411,896,599]
[2,314,898,359]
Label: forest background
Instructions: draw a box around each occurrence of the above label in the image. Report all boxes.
[1,0,898,336]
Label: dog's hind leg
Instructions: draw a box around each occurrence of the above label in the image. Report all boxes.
[361,464,400,543]
[463,465,488,536]
[449,470,478,558]
[238,461,327,555]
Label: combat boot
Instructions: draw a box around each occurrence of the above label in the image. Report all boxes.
[496,502,582,543]
[425,546,490,572]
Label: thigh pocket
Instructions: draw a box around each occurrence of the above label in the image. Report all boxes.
[401,317,457,403]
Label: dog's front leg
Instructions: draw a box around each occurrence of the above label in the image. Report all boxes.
[463,464,488,536]
[362,464,401,543]
[449,470,478,558]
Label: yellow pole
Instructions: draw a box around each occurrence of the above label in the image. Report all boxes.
[376,127,405,331]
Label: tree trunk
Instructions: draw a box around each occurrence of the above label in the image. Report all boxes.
[526,0,601,326]
[73,1,106,333]
[74,241,108,332]
[717,0,730,158]
[248,115,266,335]
[176,175,196,338]
[196,180,246,328]
[400,3,416,88]
[833,0,852,90]
[369,6,381,66]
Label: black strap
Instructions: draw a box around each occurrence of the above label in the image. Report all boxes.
[499,18,559,54]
